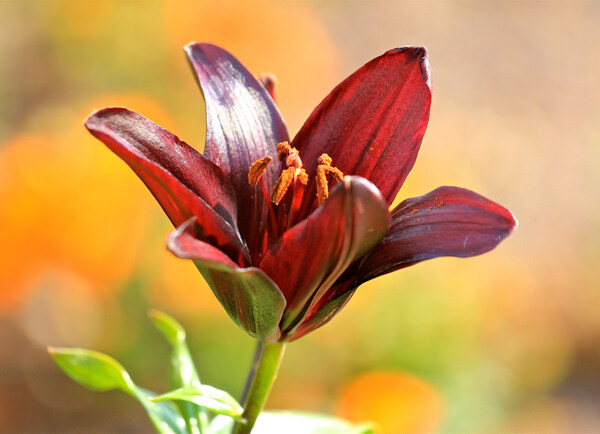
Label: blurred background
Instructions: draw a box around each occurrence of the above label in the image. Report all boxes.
[1,1,599,432]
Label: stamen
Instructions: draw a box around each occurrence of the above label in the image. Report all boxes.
[248,156,273,186]
[297,168,308,185]
[276,142,292,162]
[269,143,307,205]
[322,165,343,182]
[271,167,296,205]
[315,153,344,206]
[316,165,329,206]
[317,154,332,166]
[260,177,279,240]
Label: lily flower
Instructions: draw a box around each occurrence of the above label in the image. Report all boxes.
[85,43,516,343]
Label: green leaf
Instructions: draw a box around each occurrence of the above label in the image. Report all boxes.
[253,411,375,434]
[152,385,243,420]
[148,309,201,387]
[48,347,134,393]
[133,388,188,434]
[49,347,186,434]
[149,308,187,347]
[149,309,205,433]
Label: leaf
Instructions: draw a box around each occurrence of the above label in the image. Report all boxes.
[134,388,189,434]
[149,309,187,347]
[253,411,375,434]
[49,347,186,434]
[48,347,135,393]
[149,309,206,433]
[152,385,243,420]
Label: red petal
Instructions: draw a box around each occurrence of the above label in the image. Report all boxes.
[357,186,517,283]
[185,43,289,257]
[288,282,355,341]
[168,219,286,343]
[85,108,248,265]
[258,176,390,337]
[292,47,431,218]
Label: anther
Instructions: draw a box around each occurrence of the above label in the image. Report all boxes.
[297,168,308,185]
[276,142,292,162]
[271,167,296,205]
[315,153,343,206]
[248,156,273,186]
[269,143,307,205]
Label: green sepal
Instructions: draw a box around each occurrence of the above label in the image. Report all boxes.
[195,264,286,343]
[48,347,186,434]
[152,385,243,420]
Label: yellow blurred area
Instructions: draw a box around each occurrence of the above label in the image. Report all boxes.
[0,94,172,310]
[163,0,340,134]
[336,371,443,434]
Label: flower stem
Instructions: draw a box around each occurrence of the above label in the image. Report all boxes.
[233,342,286,434]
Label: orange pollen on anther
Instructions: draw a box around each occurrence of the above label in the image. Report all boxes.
[248,156,273,186]
[268,142,308,204]
[297,168,308,185]
[276,141,292,161]
[270,166,296,205]
[316,153,343,206]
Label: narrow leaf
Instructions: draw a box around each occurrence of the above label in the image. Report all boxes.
[149,309,205,433]
[152,385,243,420]
[48,347,134,393]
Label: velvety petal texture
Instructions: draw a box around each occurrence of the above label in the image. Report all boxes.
[292,46,432,220]
[356,186,517,284]
[185,43,289,258]
[88,43,517,343]
[168,219,286,343]
[85,108,248,265]
[258,176,390,336]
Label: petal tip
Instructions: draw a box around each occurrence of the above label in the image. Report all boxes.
[505,208,519,234]
[386,46,432,90]
[84,106,130,130]
[342,175,386,203]
[166,217,197,259]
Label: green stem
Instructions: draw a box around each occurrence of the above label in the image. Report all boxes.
[233,342,286,434]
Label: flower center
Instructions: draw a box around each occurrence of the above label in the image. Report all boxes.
[247,142,343,249]
[248,141,343,207]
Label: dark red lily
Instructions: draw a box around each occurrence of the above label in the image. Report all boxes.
[85,43,516,343]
